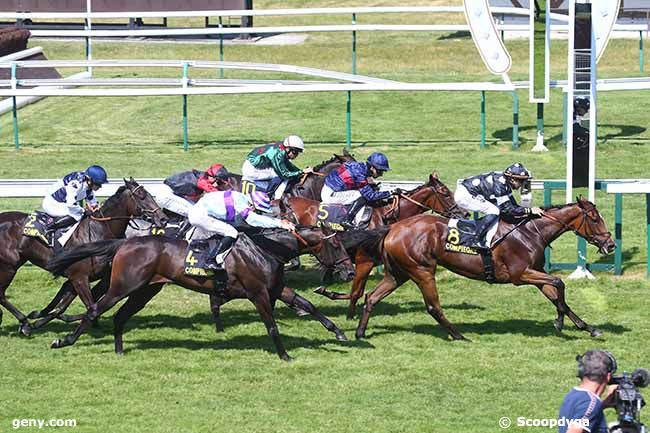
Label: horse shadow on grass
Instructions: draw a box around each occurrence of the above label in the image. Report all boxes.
[492,124,647,149]
[363,319,630,341]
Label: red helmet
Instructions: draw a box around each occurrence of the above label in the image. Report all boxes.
[205,164,227,179]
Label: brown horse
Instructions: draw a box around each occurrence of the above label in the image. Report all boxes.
[46,225,357,360]
[355,197,616,341]
[285,173,467,319]
[0,178,167,336]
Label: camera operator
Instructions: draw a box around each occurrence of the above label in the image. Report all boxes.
[558,350,619,433]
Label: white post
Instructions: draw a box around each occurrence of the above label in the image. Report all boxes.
[86,0,93,76]
[588,8,597,203]
[566,0,576,205]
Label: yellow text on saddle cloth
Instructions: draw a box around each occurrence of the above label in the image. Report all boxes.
[22,213,79,247]
[444,218,498,255]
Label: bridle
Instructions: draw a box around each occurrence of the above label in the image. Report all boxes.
[384,182,463,221]
[90,184,162,223]
[541,204,612,250]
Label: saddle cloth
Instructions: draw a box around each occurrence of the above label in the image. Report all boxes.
[183,236,223,277]
[22,211,78,250]
[444,218,498,255]
[315,203,372,231]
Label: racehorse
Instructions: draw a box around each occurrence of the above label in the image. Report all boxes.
[46,225,358,361]
[354,197,616,341]
[0,178,167,336]
[285,173,467,319]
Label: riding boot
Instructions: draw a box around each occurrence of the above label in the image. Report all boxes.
[342,197,368,230]
[472,214,498,249]
[266,177,284,197]
[47,215,78,232]
[206,236,237,271]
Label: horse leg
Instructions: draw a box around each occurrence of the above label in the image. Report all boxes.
[209,294,225,333]
[55,277,108,323]
[250,290,291,361]
[0,269,32,336]
[51,285,126,349]
[519,269,601,337]
[113,284,163,355]
[346,259,375,320]
[280,287,347,341]
[31,289,77,329]
[410,265,467,341]
[27,280,72,319]
[355,270,406,340]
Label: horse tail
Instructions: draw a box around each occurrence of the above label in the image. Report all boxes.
[47,239,126,277]
[338,226,389,255]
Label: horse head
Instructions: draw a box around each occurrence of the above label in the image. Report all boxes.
[573,196,616,255]
[122,177,168,227]
[405,172,467,219]
[295,225,355,282]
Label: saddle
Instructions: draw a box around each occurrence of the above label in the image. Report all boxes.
[315,203,372,231]
[445,218,498,284]
[147,217,191,240]
[183,236,223,277]
[22,211,74,251]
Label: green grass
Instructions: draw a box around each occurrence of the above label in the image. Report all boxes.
[1,2,650,432]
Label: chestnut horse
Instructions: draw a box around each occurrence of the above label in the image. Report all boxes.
[355,197,616,341]
[0,178,167,335]
[285,173,467,319]
[46,225,357,361]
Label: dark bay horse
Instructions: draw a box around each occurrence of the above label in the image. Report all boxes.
[0,178,167,335]
[355,197,616,341]
[285,150,356,200]
[46,226,357,361]
[285,173,467,319]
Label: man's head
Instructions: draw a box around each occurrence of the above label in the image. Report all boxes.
[366,152,390,178]
[85,165,109,191]
[503,163,532,190]
[283,135,304,160]
[205,164,228,183]
[577,349,617,384]
[574,97,590,117]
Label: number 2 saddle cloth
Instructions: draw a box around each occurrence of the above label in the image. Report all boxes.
[22,211,77,252]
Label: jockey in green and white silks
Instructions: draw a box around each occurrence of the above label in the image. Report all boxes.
[241,135,313,199]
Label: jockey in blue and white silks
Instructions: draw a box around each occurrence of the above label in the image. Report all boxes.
[42,165,109,229]
[187,190,295,268]
[321,152,391,228]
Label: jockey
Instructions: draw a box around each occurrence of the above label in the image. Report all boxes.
[573,97,590,149]
[454,163,543,249]
[321,152,391,229]
[187,190,295,287]
[42,165,108,231]
[157,163,230,218]
[241,135,313,199]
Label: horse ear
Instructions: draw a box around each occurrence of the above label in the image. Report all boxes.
[431,171,439,180]
[123,177,129,184]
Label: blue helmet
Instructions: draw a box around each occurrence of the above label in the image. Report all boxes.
[574,97,590,112]
[86,165,108,185]
[367,152,390,171]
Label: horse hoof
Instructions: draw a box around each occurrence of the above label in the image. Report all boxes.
[553,320,564,332]
[295,308,310,317]
[590,328,603,338]
[50,338,63,349]
[355,330,365,340]
[18,323,32,337]
[27,310,41,320]
[335,332,348,342]
[115,350,124,356]
[280,354,293,362]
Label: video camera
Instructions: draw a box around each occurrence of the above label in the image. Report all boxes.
[609,368,650,433]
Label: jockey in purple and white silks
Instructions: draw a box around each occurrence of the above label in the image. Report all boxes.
[454,163,543,249]
[42,165,109,231]
[187,190,295,269]
[321,152,391,228]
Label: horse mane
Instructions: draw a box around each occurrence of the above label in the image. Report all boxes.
[237,224,307,261]
[542,202,577,211]
[97,185,128,212]
[313,152,355,172]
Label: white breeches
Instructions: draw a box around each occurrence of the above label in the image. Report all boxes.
[241,160,276,181]
[187,205,238,240]
[454,185,499,216]
[321,185,361,204]
[155,184,194,218]
[42,195,83,220]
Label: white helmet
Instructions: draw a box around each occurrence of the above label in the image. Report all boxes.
[283,135,304,151]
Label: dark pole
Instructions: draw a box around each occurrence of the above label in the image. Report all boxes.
[241,0,253,39]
